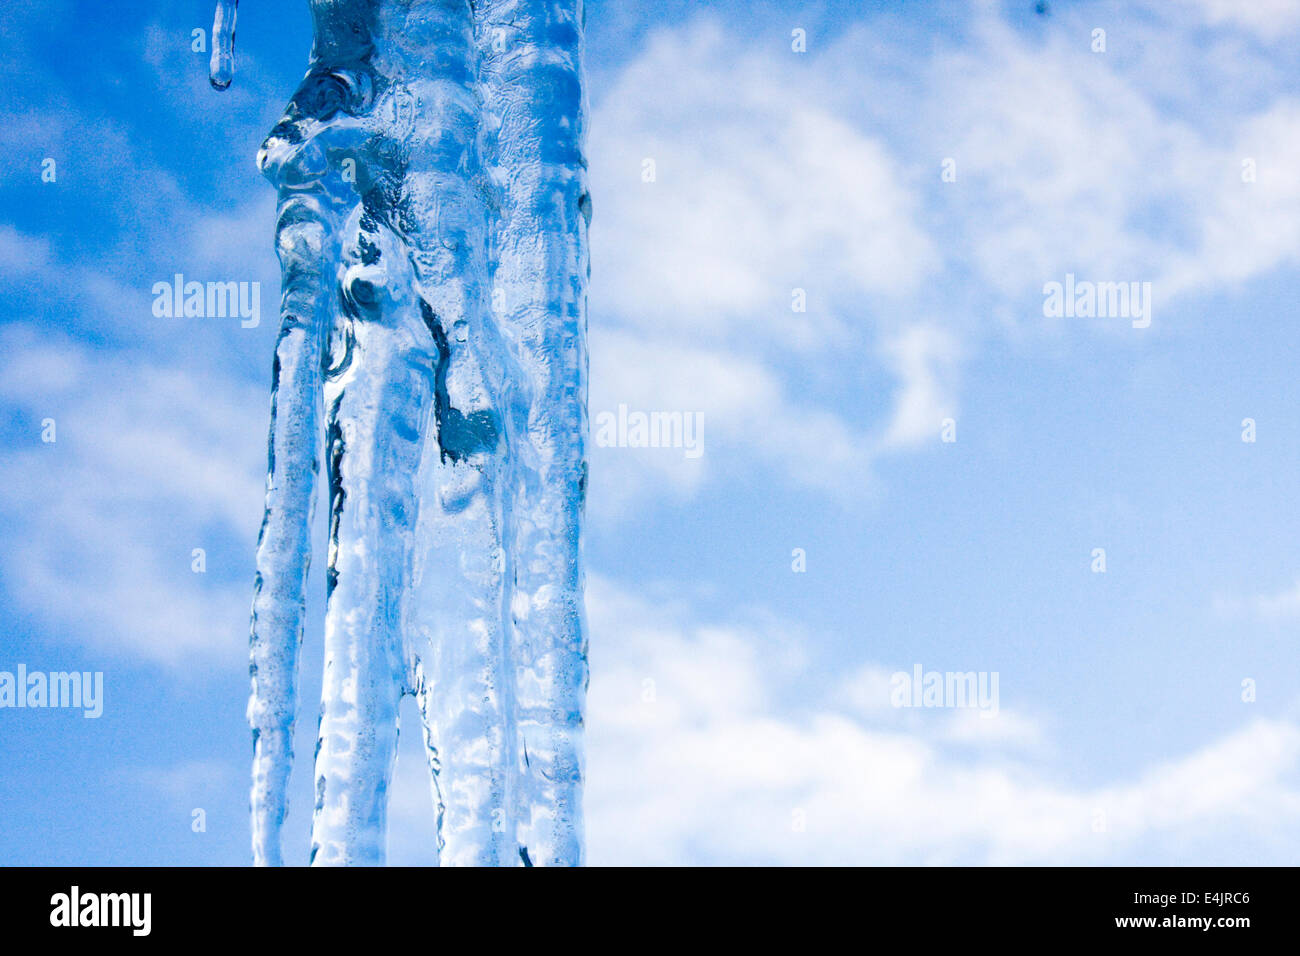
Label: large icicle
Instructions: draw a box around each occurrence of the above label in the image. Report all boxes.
[477,0,591,867]
[214,0,590,867]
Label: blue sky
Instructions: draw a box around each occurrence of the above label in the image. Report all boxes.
[2,0,1299,865]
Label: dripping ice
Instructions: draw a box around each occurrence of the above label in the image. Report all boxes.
[211,0,592,867]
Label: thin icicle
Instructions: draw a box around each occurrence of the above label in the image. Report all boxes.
[210,0,239,90]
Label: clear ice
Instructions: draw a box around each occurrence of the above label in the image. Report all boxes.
[214,0,590,866]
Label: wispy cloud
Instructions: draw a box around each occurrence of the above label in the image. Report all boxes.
[586,6,1300,515]
[589,21,937,347]
[1174,0,1300,41]
[914,10,1300,312]
[586,22,957,512]
[875,325,962,451]
[578,578,1300,865]
[1215,577,1300,621]
[0,325,264,666]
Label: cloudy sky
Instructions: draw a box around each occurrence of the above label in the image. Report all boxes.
[2,0,1299,865]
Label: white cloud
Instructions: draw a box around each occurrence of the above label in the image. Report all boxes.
[1175,0,1300,40]
[1215,577,1300,621]
[875,325,962,451]
[589,22,937,348]
[575,578,1300,864]
[917,13,1300,317]
[584,23,961,512]
[1164,99,1300,296]
[583,7,1300,514]
[588,329,873,514]
[0,325,265,666]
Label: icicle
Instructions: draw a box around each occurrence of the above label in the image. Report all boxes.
[210,0,239,91]
[216,0,590,867]
[248,188,339,866]
[476,0,591,867]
